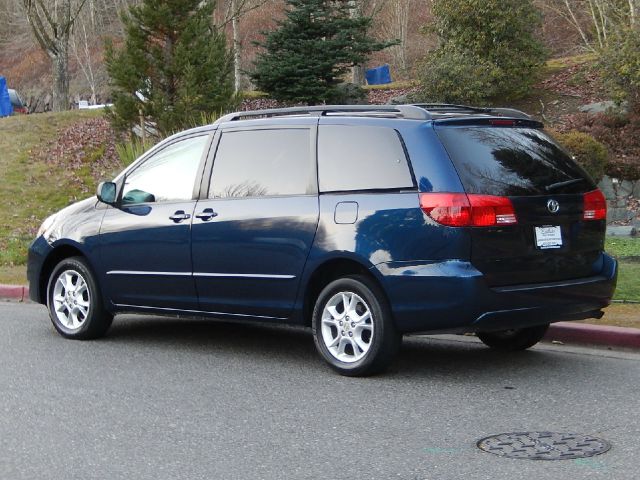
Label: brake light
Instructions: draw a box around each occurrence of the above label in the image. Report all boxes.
[489,119,516,126]
[419,193,517,227]
[583,189,607,220]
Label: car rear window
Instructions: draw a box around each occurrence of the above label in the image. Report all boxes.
[318,125,414,192]
[435,126,595,196]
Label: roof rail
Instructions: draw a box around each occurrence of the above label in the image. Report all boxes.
[411,103,532,119]
[215,104,431,123]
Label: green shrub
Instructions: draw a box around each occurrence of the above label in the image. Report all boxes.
[600,27,640,112]
[552,130,609,183]
[416,47,499,104]
[417,0,547,104]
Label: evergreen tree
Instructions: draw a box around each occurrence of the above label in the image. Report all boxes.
[105,0,236,135]
[250,0,394,104]
[418,0,547,104]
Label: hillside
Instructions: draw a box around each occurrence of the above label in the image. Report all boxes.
[0,109,123,267]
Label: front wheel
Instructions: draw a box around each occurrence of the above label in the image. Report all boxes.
[312,275,401,376]
[47,256,113,339]
[477,324,549,351]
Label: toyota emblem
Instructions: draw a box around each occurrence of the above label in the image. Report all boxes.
[547,199,560,213]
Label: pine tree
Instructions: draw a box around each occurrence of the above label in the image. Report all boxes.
[250,0,394,104]
[105,0,236,135]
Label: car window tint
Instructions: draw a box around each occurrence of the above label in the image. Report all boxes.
[318,125,414,192]
[209,129,312,198]
[122,135,208,204]
[435,126,594,195]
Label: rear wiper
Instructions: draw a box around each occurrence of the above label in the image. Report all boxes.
[545,178,584,192]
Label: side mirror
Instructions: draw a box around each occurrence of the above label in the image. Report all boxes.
[97,181,117,205]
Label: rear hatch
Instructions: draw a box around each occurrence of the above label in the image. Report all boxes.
[433,119,606,287]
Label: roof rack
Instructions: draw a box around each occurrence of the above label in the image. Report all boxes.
[411,103,532,120]
[214,103,533,124]
[215,104,431,123]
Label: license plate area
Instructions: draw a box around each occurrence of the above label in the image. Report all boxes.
[534,225,562,249]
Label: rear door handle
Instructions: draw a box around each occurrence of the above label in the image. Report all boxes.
[195,208,218,221]
[169,210,191,222]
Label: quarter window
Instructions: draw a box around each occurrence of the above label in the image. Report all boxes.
[209,129,312,198]
[318,125,414,192]
[122,135,209,204]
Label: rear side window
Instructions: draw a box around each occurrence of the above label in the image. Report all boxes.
[318,125,414,192]
[209,128,313,198]
[436,126,594,196]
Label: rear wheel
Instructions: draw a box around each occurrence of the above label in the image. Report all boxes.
[312,275,401,376]
[477,324,549,351]
[47,256,113,339]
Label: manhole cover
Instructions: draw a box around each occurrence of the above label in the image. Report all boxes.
[477,432,611,460]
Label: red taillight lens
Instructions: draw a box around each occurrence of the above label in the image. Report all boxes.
[419,193,517,227]
[583,189,607,220]
[419,193,471,227]
[468,194,518,226]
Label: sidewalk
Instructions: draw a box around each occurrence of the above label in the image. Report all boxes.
[2,282,639,349]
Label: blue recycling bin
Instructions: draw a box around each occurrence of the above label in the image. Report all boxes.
[365,65,392,85]
[0,76,13,117]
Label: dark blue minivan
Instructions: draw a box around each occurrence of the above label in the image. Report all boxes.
[28,105,617,375]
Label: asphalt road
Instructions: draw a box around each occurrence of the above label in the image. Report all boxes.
[1,302,639,480]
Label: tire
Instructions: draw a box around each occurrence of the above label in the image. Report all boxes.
[46,256,113,339]
[477,324,549,351]
[312,275,401,376]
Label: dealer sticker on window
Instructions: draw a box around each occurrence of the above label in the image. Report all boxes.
[535,225,562,249]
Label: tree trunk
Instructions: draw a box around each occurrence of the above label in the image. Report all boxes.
[232,12,242,92]
[350,1,366,85]
[52,39,70,112]
[352,64,366,85]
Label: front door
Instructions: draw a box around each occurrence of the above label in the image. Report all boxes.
[99,133,211,310]
[191,125,319,319]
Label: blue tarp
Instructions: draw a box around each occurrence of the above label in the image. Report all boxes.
[0,76,12,117]
[365,64,392,85]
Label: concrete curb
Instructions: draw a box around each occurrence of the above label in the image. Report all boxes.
[0,284,30,302]
[546,322,640,350]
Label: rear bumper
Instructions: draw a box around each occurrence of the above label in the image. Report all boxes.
[373,253,618,334]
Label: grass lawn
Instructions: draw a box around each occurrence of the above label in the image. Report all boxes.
[0,109,103,266]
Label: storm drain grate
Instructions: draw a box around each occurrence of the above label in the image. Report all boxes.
[477,432,611,460]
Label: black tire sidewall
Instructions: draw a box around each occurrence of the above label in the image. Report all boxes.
[477,324,550,351]
[312,275,398,376]
[47,257,108,339]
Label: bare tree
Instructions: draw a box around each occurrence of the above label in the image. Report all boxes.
[349,0,386,85]
[219,0,271,92]
[542,0,639,52]
[22,0,87,111]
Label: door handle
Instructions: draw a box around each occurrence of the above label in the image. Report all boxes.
[195,208,218,221]
[169,210,191,222]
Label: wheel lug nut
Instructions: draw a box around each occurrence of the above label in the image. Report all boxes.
[341,331,345,336]
[351,322,355,327]
[348,332,353,337]
[339,321,343,326]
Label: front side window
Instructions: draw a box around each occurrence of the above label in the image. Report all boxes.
[122,135,209,204]
[209,129,312,199]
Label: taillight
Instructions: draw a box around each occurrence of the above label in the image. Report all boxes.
[583,189,607,220]
[419,193,517,227]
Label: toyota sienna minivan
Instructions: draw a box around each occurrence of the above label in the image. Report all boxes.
[28,104,617,375]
